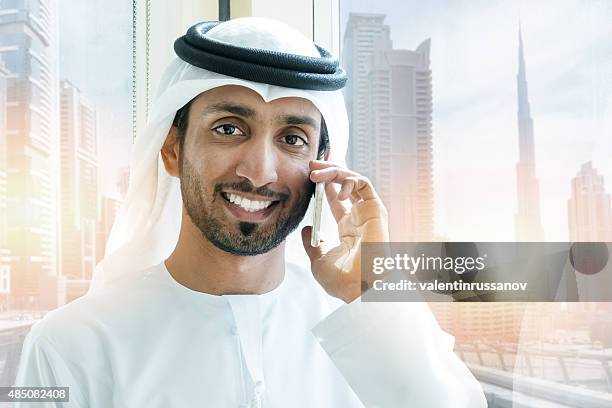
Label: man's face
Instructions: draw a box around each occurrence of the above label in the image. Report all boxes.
[178,85,322,255]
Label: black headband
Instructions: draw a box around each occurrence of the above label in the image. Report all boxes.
[174,21,347,91]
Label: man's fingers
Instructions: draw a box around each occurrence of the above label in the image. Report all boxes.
[351,200,388,225]
[310,166,358,183]
[338,177,360,203]
[324,183,349,222]
[310,167,380,201]
[309,159,343,170]
[301,226,324,261]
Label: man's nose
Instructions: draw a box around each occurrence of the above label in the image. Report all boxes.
[235,137,279,187]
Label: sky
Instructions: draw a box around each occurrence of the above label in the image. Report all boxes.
[340,0,612,241]
[59,0,132,198]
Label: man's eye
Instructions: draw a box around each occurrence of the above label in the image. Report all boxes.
[213,124,244,136]
[283,135,307,146]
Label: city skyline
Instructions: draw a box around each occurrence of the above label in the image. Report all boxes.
[341,10,612,243]
[341,1,611,241]
[0,0,60,308]
[0,0,125,308]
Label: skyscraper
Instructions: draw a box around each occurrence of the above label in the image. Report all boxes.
[342,13,390,174]
[59,80,98,281]
[368,42,434,240]
[0,0,60,308]
[568,162,612,241]
[343,13,433,240]
[514,26,544,241]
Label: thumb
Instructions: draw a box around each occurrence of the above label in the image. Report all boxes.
[301,226,324,262]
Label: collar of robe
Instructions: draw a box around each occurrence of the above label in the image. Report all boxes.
[174,21,348,91]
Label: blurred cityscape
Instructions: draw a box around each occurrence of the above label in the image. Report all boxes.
[0,0,128,312]
[342,12,612,244]
[0,0,610,405]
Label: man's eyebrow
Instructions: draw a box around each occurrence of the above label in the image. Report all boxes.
[278,114,319,129]
[201,103,256,118]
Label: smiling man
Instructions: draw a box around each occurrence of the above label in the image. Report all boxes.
[171,87,319,259]
[14,18,486,407]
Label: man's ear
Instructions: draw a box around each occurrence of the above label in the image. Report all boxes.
[161,126,180,177]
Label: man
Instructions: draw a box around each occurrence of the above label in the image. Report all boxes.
[14,18,486,407]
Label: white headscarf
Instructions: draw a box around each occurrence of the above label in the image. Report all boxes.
[89,17,350,292]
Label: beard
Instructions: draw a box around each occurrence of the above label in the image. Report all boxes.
[179,156,314,256]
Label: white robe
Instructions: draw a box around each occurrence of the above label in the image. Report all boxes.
[14,262,486,407]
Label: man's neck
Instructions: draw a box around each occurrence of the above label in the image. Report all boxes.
[165,212,285,296]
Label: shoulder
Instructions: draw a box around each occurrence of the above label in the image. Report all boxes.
[26,263,172,355]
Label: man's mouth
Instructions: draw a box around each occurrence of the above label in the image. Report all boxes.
[221,192,279,211]
[220,191,281,222]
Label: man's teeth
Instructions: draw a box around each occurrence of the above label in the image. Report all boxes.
[227,193,274,212]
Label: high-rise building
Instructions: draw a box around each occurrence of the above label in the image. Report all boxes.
[0,0,60,309]
[514,26,544,241]
[367,42,433,240]
[0,60,11,304]
[342,13,390,174]
[59,80,98,281]
[568,162,612,241]
[343,13,433,240]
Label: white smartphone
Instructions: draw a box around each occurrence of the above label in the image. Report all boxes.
[311,182,325,247]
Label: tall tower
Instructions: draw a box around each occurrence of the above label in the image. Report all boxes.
[568,162,612,241]
[0,0,60,308]
[514,26,544,241]
[59,81,98,281]
[368,41,434,240]
[342,13,391,174]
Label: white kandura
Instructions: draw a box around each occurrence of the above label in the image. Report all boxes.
[15,261,486,407]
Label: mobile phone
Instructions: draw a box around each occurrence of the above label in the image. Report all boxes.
[311,182,324,247]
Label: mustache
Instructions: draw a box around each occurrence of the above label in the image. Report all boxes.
[214,180,290,201]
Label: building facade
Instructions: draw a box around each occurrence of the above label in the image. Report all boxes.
[368,42,433,241]
[59,80,98,281]
[568,162,612,241]
[343,13,433,240]
[0,0,60,309]
[342,13,390,176]
[0,60,11,305]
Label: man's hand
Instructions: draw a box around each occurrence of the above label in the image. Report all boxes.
[301,160,389,303]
